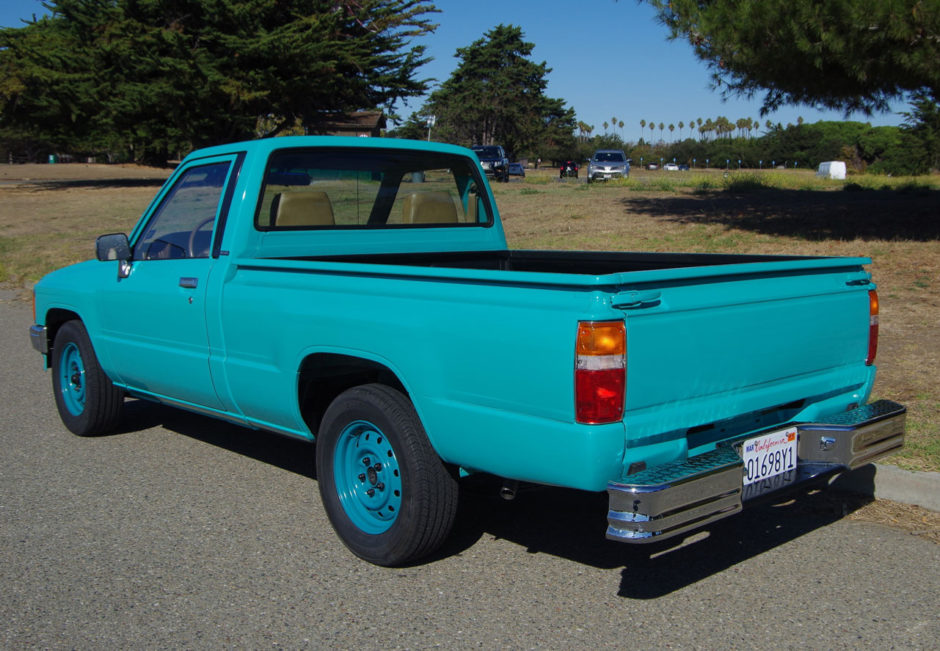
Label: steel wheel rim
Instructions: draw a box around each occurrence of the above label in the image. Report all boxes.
[59,342,86,416]
[333,420,402,534]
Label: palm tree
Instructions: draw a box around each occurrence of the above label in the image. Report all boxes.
[577,121,589,142]
[603,121,609,133]
[649,118,655,141]
[668,123,675,140]
[702,118,714,140]
[658,122,664,141]
[678,121,685,139]
[640,119,646,141]
[618,120,624,139]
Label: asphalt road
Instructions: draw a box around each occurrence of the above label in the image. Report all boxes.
[2,294,938,649]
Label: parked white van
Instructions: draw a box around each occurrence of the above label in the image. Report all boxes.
[816,161,847,180]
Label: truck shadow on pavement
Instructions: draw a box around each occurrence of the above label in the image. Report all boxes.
[442,475,874,599]
[119,399,317,479]
[121,399,873,598]
[620,188,940,241]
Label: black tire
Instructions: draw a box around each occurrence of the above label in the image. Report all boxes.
[50,320,123,436]
[316,384,458,566]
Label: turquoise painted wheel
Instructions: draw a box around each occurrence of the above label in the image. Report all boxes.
[57,341,87,416]
[332,419,403,534]
[50,320,124,436]
[316,384,458,566]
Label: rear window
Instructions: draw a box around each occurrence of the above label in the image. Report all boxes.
[256,148,492,230]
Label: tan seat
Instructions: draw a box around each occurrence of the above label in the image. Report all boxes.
[400,191,458,224]
[272,190,335,227]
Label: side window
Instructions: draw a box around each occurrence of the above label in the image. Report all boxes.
[134,162,231,260]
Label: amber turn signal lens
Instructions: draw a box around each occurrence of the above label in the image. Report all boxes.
[576,321,625,356]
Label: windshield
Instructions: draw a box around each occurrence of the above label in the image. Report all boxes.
[593,151,625,162]
[472,147,502,159]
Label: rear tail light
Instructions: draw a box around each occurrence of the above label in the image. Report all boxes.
[866,290,879,366]
[575,321,626,424]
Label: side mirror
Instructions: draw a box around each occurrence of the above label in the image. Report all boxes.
[96,233,130,261]
[96,233,132,279]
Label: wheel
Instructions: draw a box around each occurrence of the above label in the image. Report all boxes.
[51,320,123,436]
[316,384,458,566]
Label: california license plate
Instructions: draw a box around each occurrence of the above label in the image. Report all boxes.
[741,427,798,486]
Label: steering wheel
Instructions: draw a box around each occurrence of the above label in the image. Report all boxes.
[187,217,215,258]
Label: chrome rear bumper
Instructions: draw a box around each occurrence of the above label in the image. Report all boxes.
[607,400,906,543]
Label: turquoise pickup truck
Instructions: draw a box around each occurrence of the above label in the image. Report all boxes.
[29,136,905,566]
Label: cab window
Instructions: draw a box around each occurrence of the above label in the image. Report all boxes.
[256,148,492,230]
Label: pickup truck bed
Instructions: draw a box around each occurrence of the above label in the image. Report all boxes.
[299,248,815,273]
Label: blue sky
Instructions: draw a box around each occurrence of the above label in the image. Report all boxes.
[2,0,909,140]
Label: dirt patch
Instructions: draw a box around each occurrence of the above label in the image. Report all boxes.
[811,492,940,544]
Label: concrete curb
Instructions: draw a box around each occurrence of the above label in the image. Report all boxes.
[831,463,940,512]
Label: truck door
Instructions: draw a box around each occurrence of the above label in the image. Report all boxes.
[95,155,239,410]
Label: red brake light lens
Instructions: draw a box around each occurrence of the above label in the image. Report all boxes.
[575,321,626,424]
[867,290,879,366]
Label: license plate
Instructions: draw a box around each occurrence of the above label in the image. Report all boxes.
[741,427,798,486]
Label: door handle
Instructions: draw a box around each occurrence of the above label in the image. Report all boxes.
[179,277,198,289]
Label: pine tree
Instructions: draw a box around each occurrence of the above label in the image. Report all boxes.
[421,24,576,159]
[0,0,439,164]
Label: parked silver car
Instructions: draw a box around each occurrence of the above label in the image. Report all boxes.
[587,150,630,182]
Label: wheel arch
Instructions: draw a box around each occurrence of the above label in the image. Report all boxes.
[43,308,83,356]
[297,352,409,441]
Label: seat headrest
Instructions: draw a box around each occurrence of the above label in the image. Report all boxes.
[272,190,335,227]
[401,191,458,224]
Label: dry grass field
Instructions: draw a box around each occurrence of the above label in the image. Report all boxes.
[1,162,937,471]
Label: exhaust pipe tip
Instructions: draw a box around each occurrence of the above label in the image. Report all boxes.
[500,480,519,501]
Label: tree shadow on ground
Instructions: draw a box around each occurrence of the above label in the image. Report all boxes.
[21,178,169,191]
[115,399,874,597]
[620,188,940,241]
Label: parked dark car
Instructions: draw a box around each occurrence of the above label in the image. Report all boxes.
[508,162,526,177]
[559,160,579,178]
[471,145,510,182]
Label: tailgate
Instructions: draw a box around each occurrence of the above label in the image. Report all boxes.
[615,258,876,458]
